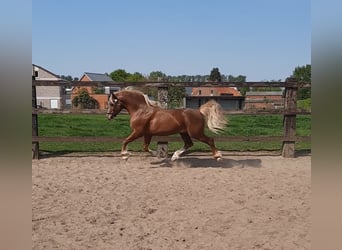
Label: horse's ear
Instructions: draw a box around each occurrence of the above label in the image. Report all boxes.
[111,93,118,102]
[109,93,115,103]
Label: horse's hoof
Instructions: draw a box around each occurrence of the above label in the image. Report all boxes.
[171,153,180,161]
[121,150,130,157]
[170,154,177,161]
[171,156,178,161]
[121,152,130,160]
[122,155,129,160]
[214,151,223,161]
[171,149,185,161]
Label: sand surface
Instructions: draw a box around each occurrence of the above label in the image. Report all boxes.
[32,153,311,249]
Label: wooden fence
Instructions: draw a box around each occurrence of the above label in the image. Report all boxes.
[32,77,311,159]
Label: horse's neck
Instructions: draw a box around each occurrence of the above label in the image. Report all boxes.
[125,101,149,116]
[126,104,147,116]
[122,92,156,116]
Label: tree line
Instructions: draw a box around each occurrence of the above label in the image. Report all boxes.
[106,65,310,99]
[67,65,310,109]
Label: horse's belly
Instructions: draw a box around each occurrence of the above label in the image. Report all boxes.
[148,122,185,135]
[148,113,186,135]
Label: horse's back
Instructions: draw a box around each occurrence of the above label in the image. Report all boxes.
[147,108,204,135]
[163,108,204,124]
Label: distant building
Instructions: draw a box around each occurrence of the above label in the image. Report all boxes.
[80,72,113,82]
[33,64,66,109]
[191,87,242,97]
[186,87,244,110]
[72,72,117,110]
[244,91,284,110]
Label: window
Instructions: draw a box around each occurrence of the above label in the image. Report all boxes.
[50,99,58,109]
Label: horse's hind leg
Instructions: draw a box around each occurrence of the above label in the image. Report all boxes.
[191,134,222,161]
[171,133,193,161]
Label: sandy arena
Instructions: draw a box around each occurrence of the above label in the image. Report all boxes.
[32,152,311,249]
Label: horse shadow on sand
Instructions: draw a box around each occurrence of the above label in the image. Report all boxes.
[150,156,262,169]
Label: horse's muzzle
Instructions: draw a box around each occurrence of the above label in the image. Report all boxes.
[107,111,119,120]
[106,113,114,120]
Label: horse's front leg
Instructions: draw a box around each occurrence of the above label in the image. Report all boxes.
[121,130,142,160]
[143,134,156,156]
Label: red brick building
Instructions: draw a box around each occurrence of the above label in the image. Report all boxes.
[71,72,114,110]
[186,87,244,110]
[191,87,242,97]
[244,91,284,110]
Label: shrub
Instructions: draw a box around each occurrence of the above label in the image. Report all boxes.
[72,88,99,109]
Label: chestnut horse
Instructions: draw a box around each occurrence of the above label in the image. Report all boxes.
[106,90,227,161]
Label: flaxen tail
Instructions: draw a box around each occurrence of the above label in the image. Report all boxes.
[199,100,228,134]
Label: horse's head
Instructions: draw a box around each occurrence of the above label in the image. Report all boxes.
[106,93,124,120]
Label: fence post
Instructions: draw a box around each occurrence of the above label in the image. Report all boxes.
[282,77,298,158]
[157,84,168,158]
[32,69,40,159]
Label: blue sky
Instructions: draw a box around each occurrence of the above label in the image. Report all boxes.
[32,0,310,81]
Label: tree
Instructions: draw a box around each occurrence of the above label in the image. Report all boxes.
[228,75,249,96]
[92,87,105,94]
[126,72,145,82]
[168,86,186,108]
[109,69,130,82]
[253,79,282,92]
[72,88,99,109]
[148,71,167,81]
[292,64,311,82]
[292,64,311,100]
[59,75,75,81]
[228,75,246,82]
[209,67,222,82]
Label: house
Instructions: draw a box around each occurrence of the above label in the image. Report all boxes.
[71,72,117,110]
[33,64,67,109]
[191,87,242,97]
[186,87,244,110]
[244,91,284,110]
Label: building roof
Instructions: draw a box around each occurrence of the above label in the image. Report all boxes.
[32,64,62,80]
[81,72,113,82]
[215,87,242,96]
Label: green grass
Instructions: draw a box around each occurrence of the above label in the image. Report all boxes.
[297,98,311,111]
[38,114,311,153]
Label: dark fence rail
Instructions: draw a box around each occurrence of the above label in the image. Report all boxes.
[32,108,310,116]
[32,135,310,143]
[32,78,311,159]
[32,79,311,88]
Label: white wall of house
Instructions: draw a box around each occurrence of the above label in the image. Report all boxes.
[34,65,64,109]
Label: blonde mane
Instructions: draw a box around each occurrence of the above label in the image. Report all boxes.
[120,89,161,107]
